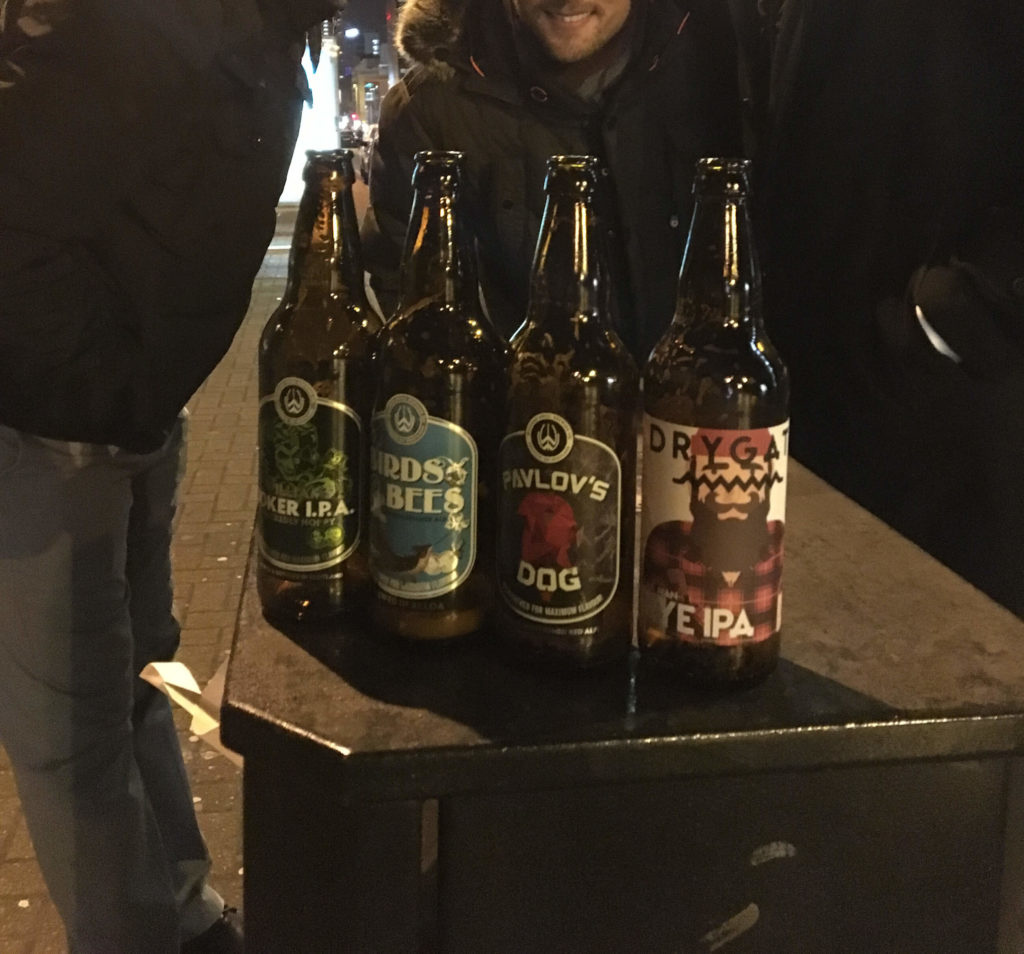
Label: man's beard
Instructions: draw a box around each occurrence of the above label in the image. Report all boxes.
[689,494,772,573]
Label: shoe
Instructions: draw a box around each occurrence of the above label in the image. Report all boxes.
[180,906,244,953]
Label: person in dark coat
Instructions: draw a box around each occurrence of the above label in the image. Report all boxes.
[361,0,748,360]
[762,0,1024,616]
[0,0,342,950]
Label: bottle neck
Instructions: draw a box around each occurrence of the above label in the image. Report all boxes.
[527,188,613,338]
[674,190,762,333]
[283,160,367,308]
[398,182,480,313]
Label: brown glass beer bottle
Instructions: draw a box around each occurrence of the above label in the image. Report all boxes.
[639,158,790,687]
[497,156,639,668]
[256,149,381,621]
[368,151,508,642]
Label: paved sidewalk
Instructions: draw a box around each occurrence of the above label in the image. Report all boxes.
[0,226,292,953]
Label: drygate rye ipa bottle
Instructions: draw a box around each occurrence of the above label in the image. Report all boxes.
[639,158,789,688]
[497,156,639,667]
[256,150,381,621]
[369,151,508,641]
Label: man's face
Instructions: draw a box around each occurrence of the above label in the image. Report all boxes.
[512,0,631,64]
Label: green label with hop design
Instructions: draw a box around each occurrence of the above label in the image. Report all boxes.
[369,393,477,600]
[258,376,361,572]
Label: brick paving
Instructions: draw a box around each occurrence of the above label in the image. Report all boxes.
[0,215,294,953]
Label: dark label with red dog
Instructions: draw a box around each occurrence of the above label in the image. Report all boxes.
[497,413,621,624]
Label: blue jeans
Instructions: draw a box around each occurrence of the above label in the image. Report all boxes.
[0,415,223,952]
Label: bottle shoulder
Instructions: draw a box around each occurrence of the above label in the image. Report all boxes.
[646,321,787,377]
[505,328,640,445]
[260,301,381,366]
[377,305,509,367]
[510,324,639,380]
[643,328,789,426]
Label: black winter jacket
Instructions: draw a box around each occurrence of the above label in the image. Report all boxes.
[361,0,744,360]
[762,0,1024,615]
[0,0,341,450]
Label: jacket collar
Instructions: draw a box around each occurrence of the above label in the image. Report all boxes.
[395,0,471,69]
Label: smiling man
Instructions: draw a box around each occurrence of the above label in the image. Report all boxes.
[512,0,632,70]
[362,0,749,362]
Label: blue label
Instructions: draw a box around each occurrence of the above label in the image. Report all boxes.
[369,394,477,599]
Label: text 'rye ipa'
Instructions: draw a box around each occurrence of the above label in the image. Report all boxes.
[369,151,508,642]
[257,149,381,621]
[497,156,639,668]
[639,158,790,688]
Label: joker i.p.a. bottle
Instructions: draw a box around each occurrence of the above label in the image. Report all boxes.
[257,149,380,621]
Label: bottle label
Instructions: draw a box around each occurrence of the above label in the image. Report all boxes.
[369,394,477,600]
[257,376,362,572]
[497,413,621,624]
[639,417,789,646]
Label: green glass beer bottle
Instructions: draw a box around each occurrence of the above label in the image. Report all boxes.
[257,149,381,621]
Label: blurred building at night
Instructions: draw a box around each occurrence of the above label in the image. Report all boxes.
[278,6,398,201]
[336,2,401,126]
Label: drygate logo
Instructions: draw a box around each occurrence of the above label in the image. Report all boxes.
[498,413,620,624]
[646,422,788,491]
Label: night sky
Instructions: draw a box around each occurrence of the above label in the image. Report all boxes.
[339,0,392,39]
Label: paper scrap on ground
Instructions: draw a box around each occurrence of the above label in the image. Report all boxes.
[140,659,243,768]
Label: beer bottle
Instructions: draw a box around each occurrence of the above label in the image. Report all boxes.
[497,156,638,668]
[369,151,508,642]
[256,149,381,621]
[638,158,790,688]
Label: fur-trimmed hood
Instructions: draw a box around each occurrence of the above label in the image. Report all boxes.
[395,0,474,67]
